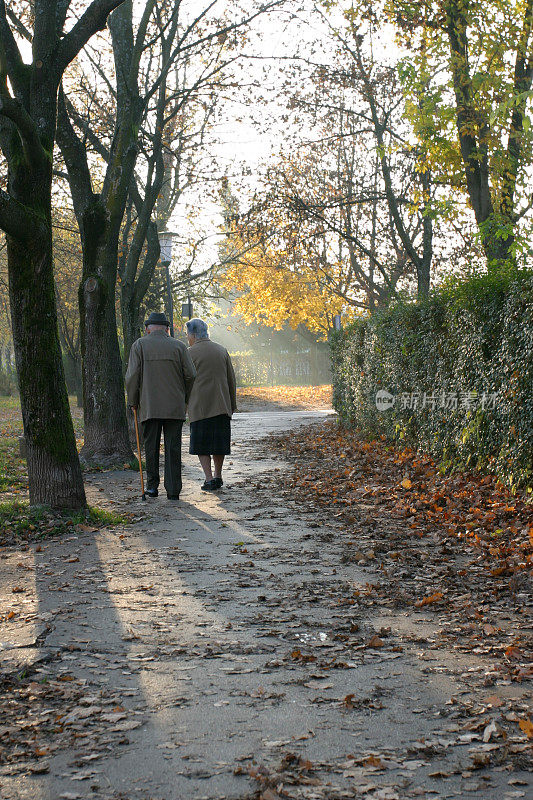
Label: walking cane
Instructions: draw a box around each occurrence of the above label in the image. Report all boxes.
[132,407,146,502]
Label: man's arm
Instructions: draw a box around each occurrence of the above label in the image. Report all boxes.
[181,347,197,404]
[125,341,141,407]
[226,351,237,413]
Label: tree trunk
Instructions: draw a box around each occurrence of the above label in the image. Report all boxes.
[79,203,133,466]
[416,262,431,299]
[119,201,163,370]
[63,349,83,407]
[79,279,133,465]
[119,283,143,449]
[480,215,515,269]
[7,230,86,508]
[445,0,515,270]
[417,168,433,299]
[121,288,142,376]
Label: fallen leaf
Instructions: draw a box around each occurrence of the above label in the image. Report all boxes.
[415,591,443,607]
[342,693,356,709]
[483,720,498,742]
[518,717,533,739]
[485,695,503,707]
[363,755,384,768]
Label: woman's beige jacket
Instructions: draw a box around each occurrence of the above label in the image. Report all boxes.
[187,339,237,423]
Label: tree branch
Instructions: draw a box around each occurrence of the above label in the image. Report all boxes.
[56,88,94,223]
[63,93,110,162]
[445,0,493,228]
[5,8,32,42]
[130,0,158,82]
[132,218,160,308]
[352,39,423,273]
[146,1,283,103]
[0,94,45,168]
[55,0,126,73]
[56,1,72,35]
[84,43,117,100]
[34,0,59,66]
[503,0,533,220]
[0,1,26,98]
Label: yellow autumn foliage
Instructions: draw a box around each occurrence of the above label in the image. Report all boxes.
[222,250,344,336]
[218,206,360,337]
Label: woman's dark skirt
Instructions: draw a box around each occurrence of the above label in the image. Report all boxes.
[189,414,231,455]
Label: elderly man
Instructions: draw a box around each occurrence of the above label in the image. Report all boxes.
[126,312,196,501]
[186,318,237,491]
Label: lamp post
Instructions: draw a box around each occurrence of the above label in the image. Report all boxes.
[158,231,174,337]
[181,268,193,320]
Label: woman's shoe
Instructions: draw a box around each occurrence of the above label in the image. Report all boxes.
[201,479,217,491]
[213,477,223,489]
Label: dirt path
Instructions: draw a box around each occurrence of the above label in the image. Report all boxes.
[0,410,531,800]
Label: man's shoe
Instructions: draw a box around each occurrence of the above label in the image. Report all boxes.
[167,494,180,501]
[145,489,158,498]
[213,477,223,489]
[200,479,217,491]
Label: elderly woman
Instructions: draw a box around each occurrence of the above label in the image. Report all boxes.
[186,318,237,491]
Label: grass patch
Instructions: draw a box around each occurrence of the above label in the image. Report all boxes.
[0,437,27,492]
[0,396,85,491]
[0,501,127,546]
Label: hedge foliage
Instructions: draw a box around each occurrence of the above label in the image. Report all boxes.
[331,271,533,491]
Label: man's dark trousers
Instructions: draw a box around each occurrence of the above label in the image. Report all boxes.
[142,419,183,496]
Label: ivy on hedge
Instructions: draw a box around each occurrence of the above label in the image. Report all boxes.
[330,271,533,492]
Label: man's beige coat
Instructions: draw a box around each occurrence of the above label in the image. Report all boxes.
[187,339,237,423]
[125,330,196,422]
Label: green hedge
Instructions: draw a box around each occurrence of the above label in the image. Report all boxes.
[331,271,533,491]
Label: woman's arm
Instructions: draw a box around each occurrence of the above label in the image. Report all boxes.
[226,352,237,413]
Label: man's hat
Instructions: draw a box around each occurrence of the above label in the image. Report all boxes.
[145,311,170,327]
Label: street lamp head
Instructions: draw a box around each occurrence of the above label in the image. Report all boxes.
[158,231,174,266]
